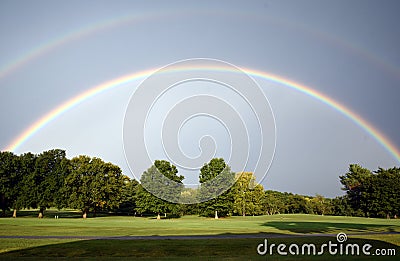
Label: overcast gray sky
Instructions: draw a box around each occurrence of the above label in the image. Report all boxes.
[1,0,399,197]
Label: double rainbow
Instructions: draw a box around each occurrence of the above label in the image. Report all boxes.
[3,65,400,164]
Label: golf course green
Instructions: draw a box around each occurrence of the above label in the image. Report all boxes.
[0,210,398,260]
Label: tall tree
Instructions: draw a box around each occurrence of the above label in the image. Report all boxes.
[362,167,400,218]
[12,152,37,217]
[116,177,139,215]
[198,158,235,218]
[63,155,125,218]
[340,165,400,218]
[232,172,265,216]
[0,151,21,216]
[339,164,373,216]
[25,149,69,218]
[249,184,265,215]
[136,160,184,217]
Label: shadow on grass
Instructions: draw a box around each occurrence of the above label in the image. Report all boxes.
[262,221,398,234]
[0,234,398,260]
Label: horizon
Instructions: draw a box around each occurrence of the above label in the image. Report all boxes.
[1,1,399,198]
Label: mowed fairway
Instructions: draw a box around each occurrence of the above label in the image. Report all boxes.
[0,211,399,260]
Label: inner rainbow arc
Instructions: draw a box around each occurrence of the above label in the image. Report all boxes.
[4,66,400,164]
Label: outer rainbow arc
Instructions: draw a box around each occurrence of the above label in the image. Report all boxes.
[0,12,169,80]
[4,66,400,164]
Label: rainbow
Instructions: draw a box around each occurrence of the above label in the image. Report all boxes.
[0,15,128,80]
[0,11,173,80]
[1,9,399,83]
[3,65,400,163]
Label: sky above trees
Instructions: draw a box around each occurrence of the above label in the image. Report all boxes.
[0,0,399,197]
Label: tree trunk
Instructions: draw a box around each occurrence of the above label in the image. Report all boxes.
[38,207,45,218]
[83,208,88,219]
[93,208,97,218]
[1,194,6,217]
[12,209,17,218]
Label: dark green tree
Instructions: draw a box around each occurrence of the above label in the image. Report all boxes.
[339,164,373,216]
[285,193,313,214]
[264,190,286,215]
[0,151,21,216]
[136,160,184,217]
[362,167,400,218]
[198,158,235,218]
[331,195,355,216]
[340,165,400,218]
[12,152,37,217]
[63,155,125,218]
[115,177,139,215]
[24,149,69,218]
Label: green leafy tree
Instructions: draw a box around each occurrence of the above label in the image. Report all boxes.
[310,194,331,215]
[250,184,266,215]
[340,164,373,216]
[135,160,184,217]
[362,167,400,218]
[116,177,139,215]
[285,193,313,214]
[22,149,68,218]
[63,155,125,218]
[331,195,355,216]
[264,190,286,215]
[232,172,265,216]
[340,165,400,218]
[13,152,37,217]
[0,151,22,216]
[135,182,169,216]
[180,189,200,215]
[198,158,235,218]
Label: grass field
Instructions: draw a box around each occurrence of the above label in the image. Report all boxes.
[0,210,399,260]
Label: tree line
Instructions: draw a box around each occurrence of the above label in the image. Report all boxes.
[0,150,127,218]
[1,150,399,219]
